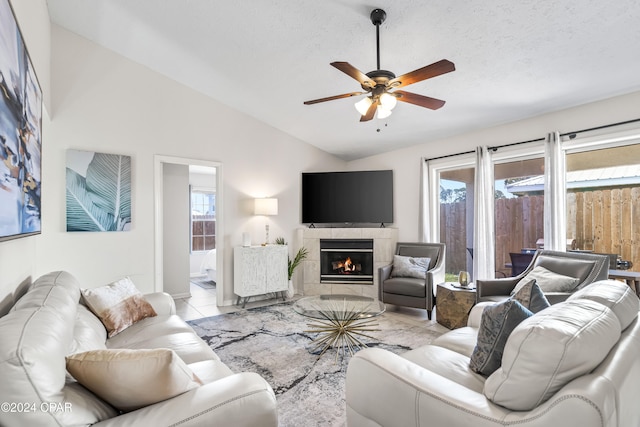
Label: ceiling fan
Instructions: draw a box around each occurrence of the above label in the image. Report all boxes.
[304,8,455,122]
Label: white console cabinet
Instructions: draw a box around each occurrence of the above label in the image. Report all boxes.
[234,245,288,307]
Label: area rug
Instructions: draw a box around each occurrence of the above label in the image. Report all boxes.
[190,277,216,289]
[187,302,443,427]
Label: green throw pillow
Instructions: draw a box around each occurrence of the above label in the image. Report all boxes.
[469,299,533,376]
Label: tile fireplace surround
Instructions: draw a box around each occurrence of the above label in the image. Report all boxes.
[297,228,398,298]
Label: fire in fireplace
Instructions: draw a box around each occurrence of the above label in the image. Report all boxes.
[320,239,373,284]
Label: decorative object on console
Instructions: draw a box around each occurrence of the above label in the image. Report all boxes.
[254,197,278,244]
[81,277,157,337]
[458,270,470,286]
[66,149,131,232]
[0,0,43,243]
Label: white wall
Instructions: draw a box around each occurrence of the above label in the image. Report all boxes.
[349,91,640,243]
[30,25,345,306]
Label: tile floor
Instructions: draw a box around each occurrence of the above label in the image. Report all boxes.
[174,280,290,321]
[174,279,449,335]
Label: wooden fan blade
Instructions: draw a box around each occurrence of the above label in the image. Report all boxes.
[360,100,378,122]
[304,92,364,105]
[331,62,376,88]
[394,90,446,110]
[388,59,455,89]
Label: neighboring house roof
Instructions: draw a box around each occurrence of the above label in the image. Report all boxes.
[506,165,640,194]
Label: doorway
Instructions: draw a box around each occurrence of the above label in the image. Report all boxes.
[153,155,224,306]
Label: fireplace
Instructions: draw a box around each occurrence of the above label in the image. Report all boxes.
[320,239,374,284]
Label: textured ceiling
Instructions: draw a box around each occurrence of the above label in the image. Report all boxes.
[47,0,640,160]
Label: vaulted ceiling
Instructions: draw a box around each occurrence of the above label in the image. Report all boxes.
[47,0,640,160]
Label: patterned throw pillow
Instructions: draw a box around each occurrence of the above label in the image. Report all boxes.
[82,277,157,337]
[390,255,431,279]
[511,279,551,313]
[469,299,533,376]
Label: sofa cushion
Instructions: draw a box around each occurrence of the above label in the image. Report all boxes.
[432,326,478,357]
[513,266,579,294]
[511,280,550,313]
[568,279,639,330]
[484,299,621,410]
[382,277,426,297]
[69,305,108,355]
[0,271,118,426]
[106,314,218,364]
[188,359,234,384]
[82,277,157,338]
[402,345,486,393]
[391,255,430,279]
[469,299,533,376]
[66,348,202,412]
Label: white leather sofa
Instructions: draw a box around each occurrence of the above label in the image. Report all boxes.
[0,271,278,427]
[346,279,640,427]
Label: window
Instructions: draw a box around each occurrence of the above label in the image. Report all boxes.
[494,156,545,277]
[565,143,640,270]
[439,167,475,281]
[191,190,215,251]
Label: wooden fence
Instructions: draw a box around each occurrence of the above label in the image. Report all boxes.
[441,187,640,276]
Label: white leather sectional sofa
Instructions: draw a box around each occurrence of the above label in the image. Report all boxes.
[346,279,640,427]
[0,271,278,427]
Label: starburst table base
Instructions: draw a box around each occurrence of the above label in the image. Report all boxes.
[305,316,380,359]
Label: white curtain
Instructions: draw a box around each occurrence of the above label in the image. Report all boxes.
[473,146,495,280]
[544,131,567,251]
[419,158,431,242]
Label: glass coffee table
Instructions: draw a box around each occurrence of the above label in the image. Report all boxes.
[293,294,386,358]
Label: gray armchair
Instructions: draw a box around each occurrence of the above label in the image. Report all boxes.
[378,242,445,320]
[476,250,609,305]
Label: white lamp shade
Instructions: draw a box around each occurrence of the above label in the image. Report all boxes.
[376,106,392,119]
[254,198,278,216]
[379,93,397,110]
[354,97,373,115]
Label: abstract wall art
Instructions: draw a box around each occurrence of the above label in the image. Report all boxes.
[66,150,131,232]
[0,0,43,242]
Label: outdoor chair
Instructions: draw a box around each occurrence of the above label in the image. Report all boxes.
[476,250,609,305]
[509,252,535,276]
[378,242,445,320]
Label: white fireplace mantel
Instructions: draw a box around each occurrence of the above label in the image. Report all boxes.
[296,227,398,298]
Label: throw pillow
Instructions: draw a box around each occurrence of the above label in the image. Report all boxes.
[390,255,431,279]
[82,277,157,337]
[469,299,533,376]
[511,266,579,294]
[511,280,550,313]
[483,299,621,411]
[66,348,202,412]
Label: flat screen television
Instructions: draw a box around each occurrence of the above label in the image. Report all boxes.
[301,170,393,225]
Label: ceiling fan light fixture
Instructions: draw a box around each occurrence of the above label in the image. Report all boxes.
[376,106,392,119]
[379,92,397,110]
[355,97,373,115]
